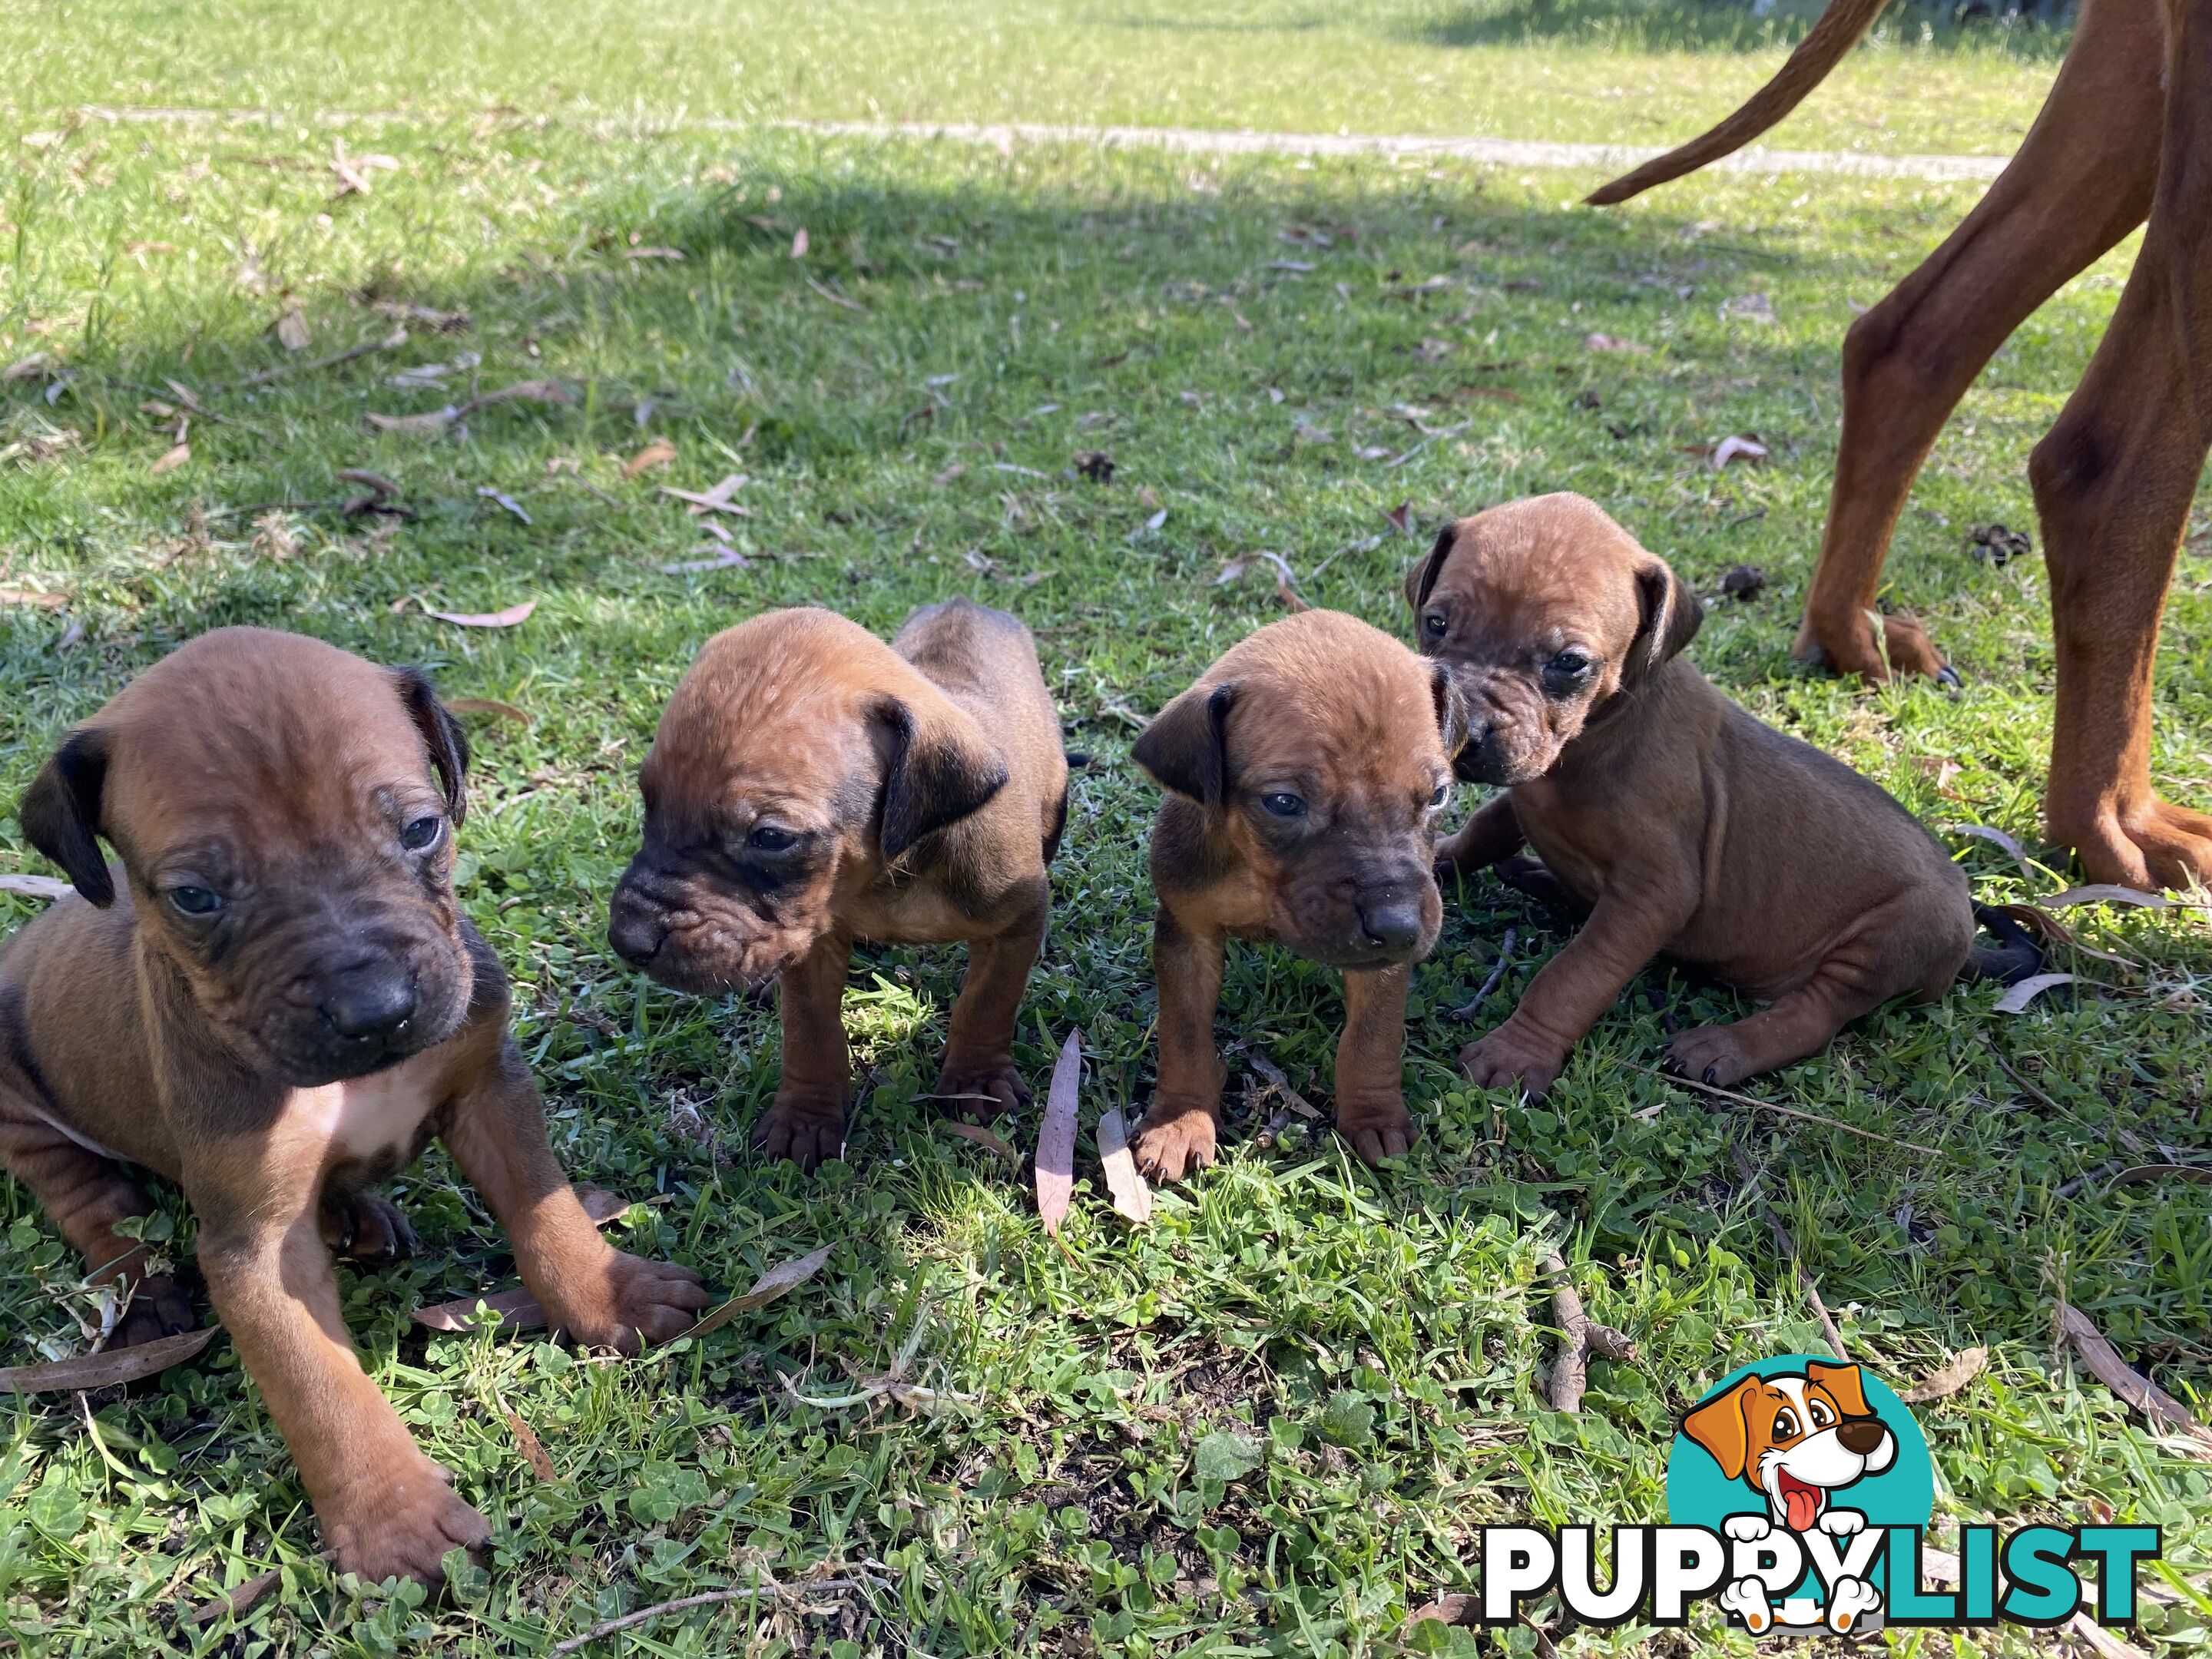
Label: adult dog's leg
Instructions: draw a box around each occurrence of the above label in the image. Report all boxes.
[2031,10,2212,889]
[1798,0,2163,682]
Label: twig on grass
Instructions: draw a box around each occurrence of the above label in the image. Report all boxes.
[1446,929,1517,1022]
[1729,1142,1848,1363]
[1538,1250,1637,1413]
[549,1577,871,1655]
[222,326,409,390]
[1638,1065,1940,1157]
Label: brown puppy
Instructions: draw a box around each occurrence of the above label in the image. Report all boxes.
[1412,493,2019,1098]
[0,628,708,1585]
[608,601,1068,1169]
[1129,609,1467,1181]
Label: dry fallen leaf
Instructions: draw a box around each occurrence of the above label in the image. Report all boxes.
[1383,500,1413,535]
[1036,1031,1080,1238]
[2060,1303,2212,1447]
[0,1325,218,1394]
[445,697,532,724]
[790,227,810,259]
[275,309,310,352]
[942,1120,1020,1164]
[424,600,537,629]
[681,1241,835,1339]
[1406,1593,1475,1629]
[578,1186,631,1224]
[1899,1346,1986,1404]
[0,874,72,899]
[623,438,677,478]
[150,442,190,476]
[506,1407,558,1482]
[412,1286,545,1335]
[0,589,68,610]
[660,548,753,574]
[1096,1108,1153,1227]
[1720,291,1777,324]
[1995,972,2076,1014]
[366,407,461,435]
[624,246,684,262]
[186,1564,286,1626]
[1709,435,1768,469]
[2041,884,2176,910]
[2108,1163,2212,1190]
[2,353,54,382]
[1584,333,1647,354]
[1948,822,2039,885]
[476,485,532,524]
[661,474,750,515]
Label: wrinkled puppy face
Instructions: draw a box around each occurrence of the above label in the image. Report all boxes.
[609,614,1006,995]
[1406,492,1702,786]
[1135,611,1465,969]
[18,629,475,1086]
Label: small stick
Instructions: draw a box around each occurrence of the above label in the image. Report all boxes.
[550,1578,864,1655]
[1447,929,1517,1023]
[1637,1065,1941,1157]
[1730,1142,1847,1362]
[1540,1251,1591,1412]
[1246,1053,1320,1120]
[224,326,409,390]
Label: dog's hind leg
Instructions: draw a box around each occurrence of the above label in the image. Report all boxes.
[0,1096,194,1345]
[932,881,1048,1118]
[2030,7,2212,890]
[1796,0,2164,684]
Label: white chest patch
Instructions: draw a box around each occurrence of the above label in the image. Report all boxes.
[280,1050,443,1167]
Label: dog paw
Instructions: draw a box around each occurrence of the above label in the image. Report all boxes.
[2058,793,2212,892]
[1825,1576,1881,1634]
[1796,605,1945,685]
[321,1191,419,1263]
[1717,1576,1773,1634]
[1820,1508,1866,1538]
[1459,1023,1566,1098]
[550,1250,711,1352]
[752,1092,846,1171]
[323,1456,490,1588]
[1664,1025,1757,1089]
[932,1053,1030,1119]
[1723,1514,1772,1544]
[113,1273,197,1348]
[1337,1097,1419,1166]
[1131,1107,1218,1183]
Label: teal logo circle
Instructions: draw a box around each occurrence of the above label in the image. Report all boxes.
[1667,1356,1933,1632]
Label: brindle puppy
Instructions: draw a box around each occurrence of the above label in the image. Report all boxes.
[1412,493,2037,1097]
[608,601,1068,1169]
[1129,609,1469,1181]
[0,628,707,1586]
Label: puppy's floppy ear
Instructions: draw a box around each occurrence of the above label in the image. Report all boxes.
[1629,552,1703,679]
[20,729,114,906]
[1429,663,1472,759]
[1681,1379,1756,1482]
[1806,1361,1873,1419]
[391,667,471,826]
[871,695,1010,863]
[1405,523,1457,614]
[1132,681,1235,806]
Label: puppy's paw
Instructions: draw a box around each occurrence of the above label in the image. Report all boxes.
[1665,1025,1756,1089]
[752,1092,847,1171]
[1820,1508,1866,1538]
[114,1273,197,1348]
[1131,1107,1218,1183]
[1717,1576,1773,1634]
[1459,1023,1566,1098]
[1723,1514,1772,1544]
[1337,1097,1419,1166]
[324,1456,490,1588]
[932,1053,1030,1120]
[322,1191,419,1263]
[553,1250,712,1352]
[1825,1576,1881,1634]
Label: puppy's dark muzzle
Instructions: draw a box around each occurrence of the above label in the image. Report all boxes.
[607,884,671,971]
[1357,897,1427,955]
[285,954,442,1082]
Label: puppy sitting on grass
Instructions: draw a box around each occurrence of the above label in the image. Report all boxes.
[608,601,1068,1169]
[1411,493,2037,1098]
[1129,610,1468,1181]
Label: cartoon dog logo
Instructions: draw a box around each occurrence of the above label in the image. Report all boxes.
[1681,1359,1897,1632]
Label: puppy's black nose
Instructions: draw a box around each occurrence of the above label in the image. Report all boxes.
[323,972,417,1041]
[1358,898,1426,954]
[1837,1419,1889,1457]
[608,897,667,969]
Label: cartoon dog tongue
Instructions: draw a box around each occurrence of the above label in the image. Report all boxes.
[1778,1472,1823,1532]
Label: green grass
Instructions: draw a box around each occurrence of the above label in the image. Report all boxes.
[2,12,2211,1659]
[6,0,2065,155]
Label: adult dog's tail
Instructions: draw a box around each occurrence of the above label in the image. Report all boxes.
[1584,0,1892,207]
[1962,903,2046,986]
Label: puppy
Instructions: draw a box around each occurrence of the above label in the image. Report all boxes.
[608,601,1068,1170]
[1129,610,1467,1181]
[0,628,708,1585]
[1412,493,2032,1097]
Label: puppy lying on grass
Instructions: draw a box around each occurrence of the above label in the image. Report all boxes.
[1129,609,1468,1179]
[1411,494,2038,1097]
[608,601,1068,1169]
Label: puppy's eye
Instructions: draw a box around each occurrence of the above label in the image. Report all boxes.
[1428,783,1449,808]
[747,825,800,852]
[167,886,223,917]
[1548,650,1592,677]
[1422,612,1447,639]
[1772,1409,1798,1440]
[400,815,443,852]
[1259,792,1306,820]
[1809,1402,1832,1428]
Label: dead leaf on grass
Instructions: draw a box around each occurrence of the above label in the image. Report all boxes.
[2108,1164,2212,1190]
[0,1325,217,1393]
[423,600,537,629]
[275,309,310,353]
[366,407,461,435]
[1994,972,2076,1014]
[506,1408,558,1481]
[150,442,190,475]
[1720,291,1777,324]
[445,697,533,724]
[476,486,532,524]
[186,1564,286,1626]
[578,1186,631,1226]
[1406,1594,1475,1629]
[1383,500,1413,535]
[1709,435,1768,469]
[661,474,750,515]
[2041,884,2176,911]
[623,438,677,478]
[1036,1031,1080,1238]
[2060,1303,2212,1448]
[1584,333,1647,354]
[942,1121,1020,1164]
[412,1286,545,1334]
[1096,1108,1152,1227]
[0,589,68,610]
[2,353,54,382]
[660,548,753,573]
[1899,1346,1986,1404]
[681,1242,835,1339]
[790,227,810,258]
[1948,823,2039,885]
